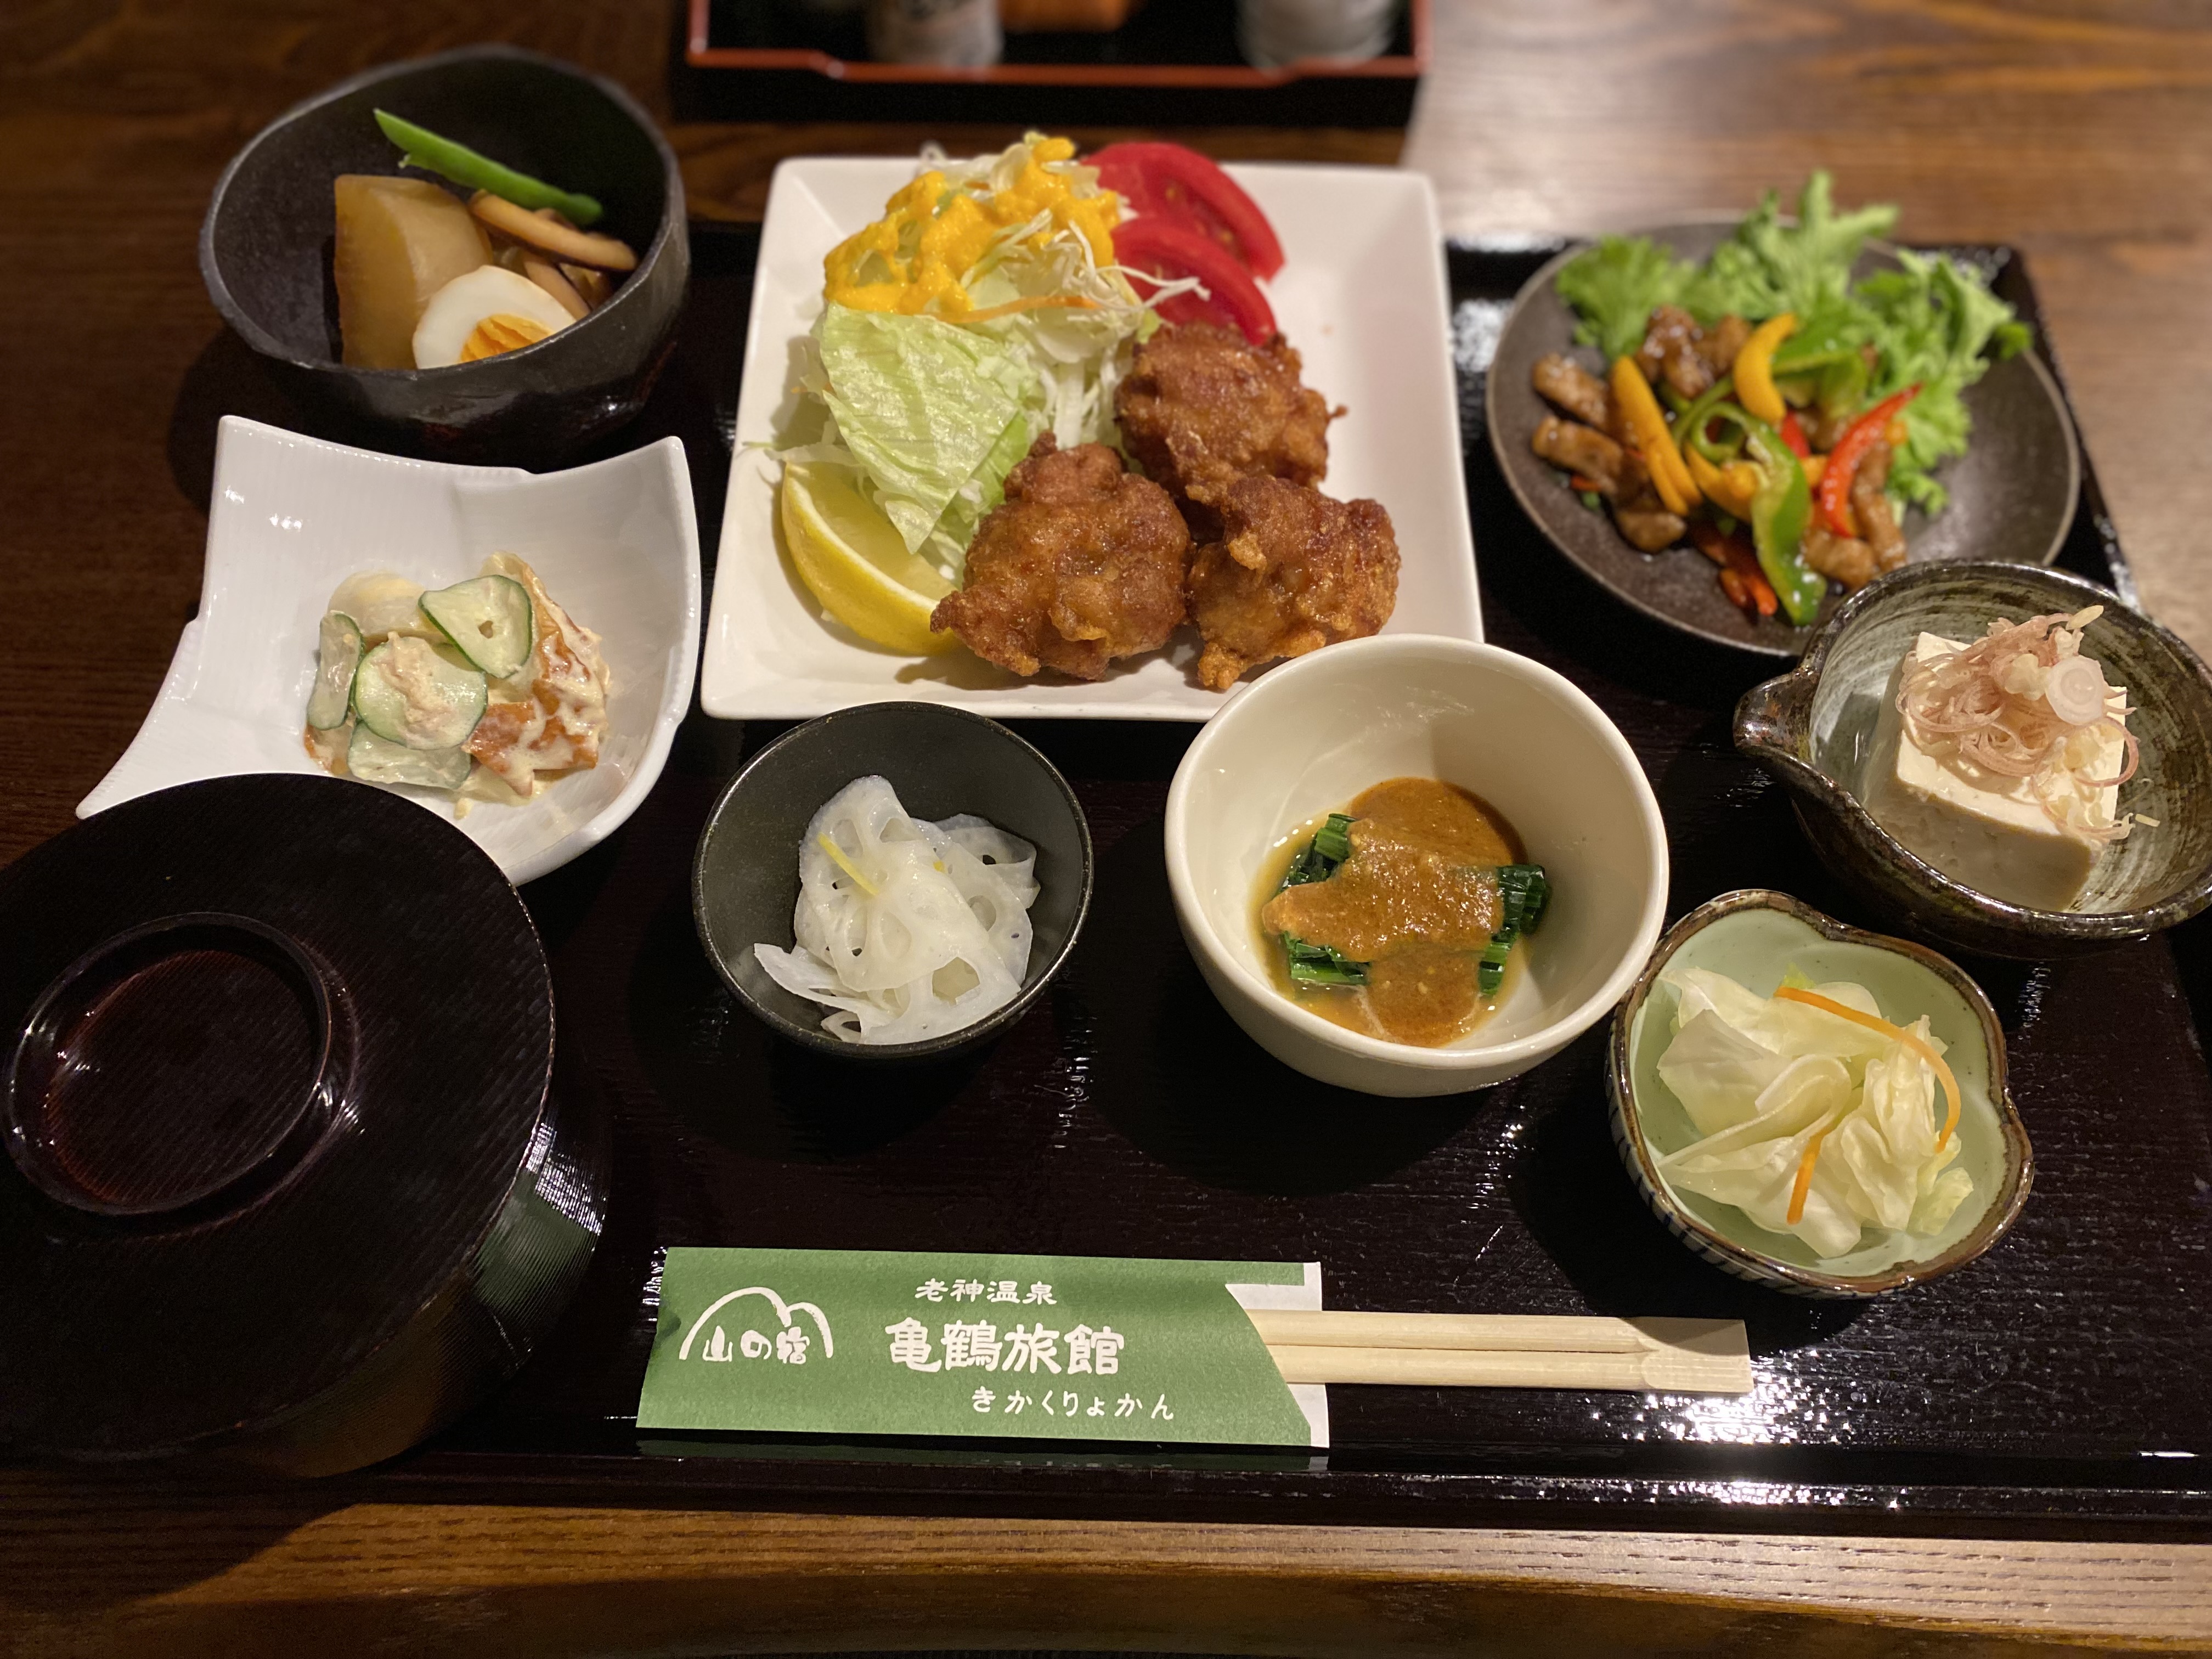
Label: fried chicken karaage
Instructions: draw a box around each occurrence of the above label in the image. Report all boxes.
[1187,475,1398,691]
[929,436,1190,680]
[1114,323,1334,524]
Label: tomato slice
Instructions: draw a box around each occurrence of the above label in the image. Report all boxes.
[1087,142,1284,279]
[1110,217,1277,345]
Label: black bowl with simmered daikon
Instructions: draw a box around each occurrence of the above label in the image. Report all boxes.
[200,45,686,462]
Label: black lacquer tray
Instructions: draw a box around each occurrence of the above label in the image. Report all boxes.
[377,224,2211,1539]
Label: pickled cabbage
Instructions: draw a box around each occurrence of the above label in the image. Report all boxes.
[1652,968,1973,1260]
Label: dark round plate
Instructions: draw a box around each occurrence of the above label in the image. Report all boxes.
[0,775,601,1473]
[1485,221,2081,658]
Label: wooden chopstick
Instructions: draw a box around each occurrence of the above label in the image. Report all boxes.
[1245,1310,1753,1395]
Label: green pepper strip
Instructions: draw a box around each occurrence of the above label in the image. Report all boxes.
[1740,414,1824,627]
[1769,338,1858,375]
[374,110,603,227]
[1816,351,1870,427]
[1675,376,1739,464]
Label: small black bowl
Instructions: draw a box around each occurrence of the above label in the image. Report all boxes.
[199,44,687,463]
[694,704,1094,1063]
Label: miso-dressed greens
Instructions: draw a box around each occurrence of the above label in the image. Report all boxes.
[1256,778,1550,1048]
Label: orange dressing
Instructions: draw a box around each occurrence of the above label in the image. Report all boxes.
[1252,777,1526,1049]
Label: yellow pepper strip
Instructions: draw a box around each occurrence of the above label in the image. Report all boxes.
[1733,313,1798,427]
[1684,448,1762,520]
[1801,452,1826,488]
[1609,357,1697,516]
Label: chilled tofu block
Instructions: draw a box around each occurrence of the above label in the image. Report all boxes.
[333,176,493,369]
[1863,632,2125,911]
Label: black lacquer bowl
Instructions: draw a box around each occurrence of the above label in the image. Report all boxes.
[1734,562,2212,958]
[693,703,1094,1063]
[200,45,687,462]
[0,775,605,1475]
[1486,221,2079,657]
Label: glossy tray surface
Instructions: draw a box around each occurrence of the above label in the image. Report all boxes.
[386,225,2212,1537]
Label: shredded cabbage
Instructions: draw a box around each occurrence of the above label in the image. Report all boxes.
[1651,966,1972,1260]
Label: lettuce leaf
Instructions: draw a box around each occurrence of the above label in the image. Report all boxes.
[1554,235,1699,361]
[1857,250,2032,512]
[1686,173,1897,323]
[812,305,1036,557]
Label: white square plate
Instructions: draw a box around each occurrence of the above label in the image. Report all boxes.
[80,416,702,884]
[701,158,1481,721]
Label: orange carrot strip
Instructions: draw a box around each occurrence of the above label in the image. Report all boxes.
[1786,1115,1841,1225]
[1773,986,1962,1149]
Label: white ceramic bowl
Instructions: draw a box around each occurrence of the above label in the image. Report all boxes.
[1164,635,1669,1096]
[79,416,701,884]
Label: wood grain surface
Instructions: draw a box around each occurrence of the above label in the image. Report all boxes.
[4,0,2211,1651]
[3,1465,2209,1655]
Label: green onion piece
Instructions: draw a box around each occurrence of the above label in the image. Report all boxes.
[1278,815,1357,891]
[373,109,603,227]
[1312,814,1355,864]
[1283,934,1368,987]
[1577,489,1604,513]
[1477,927,1517,995]
[1494,864,1550,935]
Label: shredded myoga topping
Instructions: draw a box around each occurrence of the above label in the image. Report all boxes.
[1897,605,2138,842]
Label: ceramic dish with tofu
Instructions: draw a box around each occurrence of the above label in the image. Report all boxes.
[1736,561,2212,958]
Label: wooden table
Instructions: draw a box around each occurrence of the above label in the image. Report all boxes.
[4,1,2210,1651]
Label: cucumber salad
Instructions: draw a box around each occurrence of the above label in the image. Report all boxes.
[303,553,611,811]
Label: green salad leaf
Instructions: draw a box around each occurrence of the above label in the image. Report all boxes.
[1688,173,1897,323]
[1555,235,1698,362]
[811,306,1036,558]
[1857,250,2032,512]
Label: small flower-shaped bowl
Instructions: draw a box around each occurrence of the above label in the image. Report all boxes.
[1735,561,2212,960]
[1609,889,2033,1298]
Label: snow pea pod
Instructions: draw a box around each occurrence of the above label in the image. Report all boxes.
[374,110,604,228]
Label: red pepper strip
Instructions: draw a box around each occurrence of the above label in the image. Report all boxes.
[1689,522,1778,617]
[1568,474,1602,493]
[1818,385,1919,537]
[1779,409,1811,459]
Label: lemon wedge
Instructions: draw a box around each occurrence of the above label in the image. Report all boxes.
[778,461,958,656]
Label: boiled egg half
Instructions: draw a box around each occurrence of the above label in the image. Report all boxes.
[411,264,577,369]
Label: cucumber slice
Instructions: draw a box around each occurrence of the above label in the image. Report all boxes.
[420,575,534,678]
[346,724,472,789]
[306,611,363,730]
[352,637,487,750]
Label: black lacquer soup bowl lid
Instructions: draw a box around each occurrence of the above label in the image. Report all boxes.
[0,775,603,1474]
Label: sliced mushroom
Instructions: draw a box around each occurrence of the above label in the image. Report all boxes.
[469,191,637,272]
[521,256,591,321]
[561,263,613,308]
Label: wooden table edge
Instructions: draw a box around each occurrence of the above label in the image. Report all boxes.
[4,1465,2208,1655]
